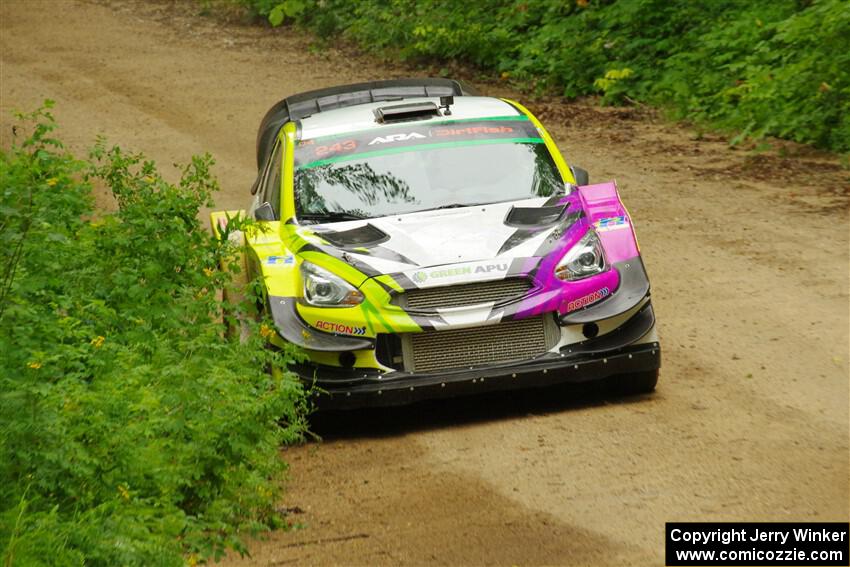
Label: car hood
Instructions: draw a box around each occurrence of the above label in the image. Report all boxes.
[305,196,578,279]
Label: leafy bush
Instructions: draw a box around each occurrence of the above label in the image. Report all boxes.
[1,103,308,566]
[238,0,849,152]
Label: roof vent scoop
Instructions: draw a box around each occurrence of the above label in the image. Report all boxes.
[374,102,440,124]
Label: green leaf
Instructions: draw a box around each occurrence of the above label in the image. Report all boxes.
[268,4,285,27]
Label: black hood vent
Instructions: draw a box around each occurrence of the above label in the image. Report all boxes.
[504,204,567,228]
[315,223,390,249]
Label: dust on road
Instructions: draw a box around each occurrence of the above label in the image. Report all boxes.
[2,1,848,565]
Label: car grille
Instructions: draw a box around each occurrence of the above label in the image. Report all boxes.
[406,315,553,373]
[399,278,531,311]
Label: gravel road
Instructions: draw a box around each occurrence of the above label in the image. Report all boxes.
[2,1,847,565]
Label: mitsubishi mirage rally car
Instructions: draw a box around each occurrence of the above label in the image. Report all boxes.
[211,78,661,409]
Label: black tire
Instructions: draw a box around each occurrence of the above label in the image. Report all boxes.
[609,369,659,396]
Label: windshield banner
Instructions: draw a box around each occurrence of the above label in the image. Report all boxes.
[295,117,543,169]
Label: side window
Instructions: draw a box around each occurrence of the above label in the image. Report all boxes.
[261,141,283,219]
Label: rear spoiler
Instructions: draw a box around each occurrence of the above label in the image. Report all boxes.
[284,78,475,121]
[255,78,478,170]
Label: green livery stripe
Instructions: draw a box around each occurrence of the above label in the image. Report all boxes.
[362,301,395,333]
[376,274,404,293]
[302,115,530,143]
[362,304,376,335]
[298,137,544,170]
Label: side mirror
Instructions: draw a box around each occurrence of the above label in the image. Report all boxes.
[570,166,590,186]
[254,202,275,221]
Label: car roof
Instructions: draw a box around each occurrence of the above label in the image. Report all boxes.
[297,96,523,140]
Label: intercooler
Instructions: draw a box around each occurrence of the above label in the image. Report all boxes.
[401,315,558,373]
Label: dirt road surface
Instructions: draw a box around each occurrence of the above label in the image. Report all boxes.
[2,1,848,565]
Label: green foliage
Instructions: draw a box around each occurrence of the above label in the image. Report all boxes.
[593,68,635,105]
[236,0,849,152]
[240,0,307,25]
[1,103,308,566]
[268,0,309,26]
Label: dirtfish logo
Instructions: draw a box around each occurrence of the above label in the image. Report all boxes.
[368,132,427,145]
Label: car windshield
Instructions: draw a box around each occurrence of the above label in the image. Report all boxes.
[293,117,564,220]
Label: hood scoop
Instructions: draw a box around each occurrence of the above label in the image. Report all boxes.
[504,204,567,228]
[315,223,389,249]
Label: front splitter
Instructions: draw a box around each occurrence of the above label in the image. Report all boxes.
[295,342,660,410]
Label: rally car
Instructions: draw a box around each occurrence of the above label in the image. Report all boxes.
[212,78,660,409]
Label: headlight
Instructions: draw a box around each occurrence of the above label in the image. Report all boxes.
[301,262,364,307]
[555,229,607,281]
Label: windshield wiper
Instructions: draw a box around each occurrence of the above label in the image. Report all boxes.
[298,211,367,222]
[410,202,487,214]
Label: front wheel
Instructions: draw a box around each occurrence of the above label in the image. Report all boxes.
[609,369,658,396]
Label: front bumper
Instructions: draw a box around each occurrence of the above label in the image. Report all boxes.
[291,300,660,410]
